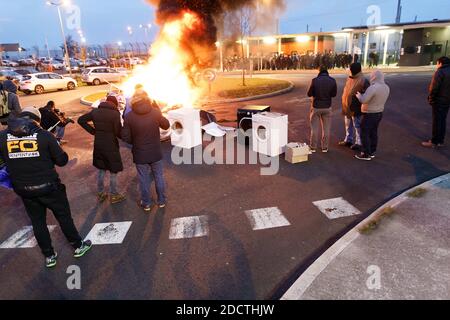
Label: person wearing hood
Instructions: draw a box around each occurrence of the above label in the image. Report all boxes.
[307,65,338,153]
[0,79,22,126]
[339,63,370,151]
[355,70,390,161]
[422,56,450,149]
[78,95,126,204]
[0,107,92,268]
[121,89,170,212]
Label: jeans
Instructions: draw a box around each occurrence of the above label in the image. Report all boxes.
[136,161,166,206]
[21,183,82,258]
[432,104,450,145]
[310,107,332,149]
[361,112,383,156]
[97,170,118,194]
[55,126,65,140]
[344,115,362,145]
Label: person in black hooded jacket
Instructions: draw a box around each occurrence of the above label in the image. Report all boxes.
[422,56,450,148]
[0,107,92,268]
[78,95,125,204]
[121,89,170,212]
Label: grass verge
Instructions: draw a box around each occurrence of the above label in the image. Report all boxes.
[358,206,396,235]
[82,91,108,103]
[208,77,291,99]
[407,187,428,198]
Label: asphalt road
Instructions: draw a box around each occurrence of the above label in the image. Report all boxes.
[0,72,448,300]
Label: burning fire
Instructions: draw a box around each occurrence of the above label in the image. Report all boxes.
[122,11,204,108]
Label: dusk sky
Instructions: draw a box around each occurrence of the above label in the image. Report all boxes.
[0,0,449,49]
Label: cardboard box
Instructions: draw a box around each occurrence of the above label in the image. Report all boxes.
[285,143,310,164]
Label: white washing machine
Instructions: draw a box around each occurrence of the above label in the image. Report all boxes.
[168,108,202,149]
[252,112,288,157]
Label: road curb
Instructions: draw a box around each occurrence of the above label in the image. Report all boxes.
[201,81,295,105]
[80,97,93,107]
[80,91,109,107]
[281,172,450,300]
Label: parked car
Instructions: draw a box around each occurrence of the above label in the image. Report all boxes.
[96,58,108,65]
[1,60,19,67]
[81,67,126,85]
[114,67,132,77]
[13,68,38,76]
[18,59,32,66]
[64,62,80,72]
[0,70,23,82]
[19,72,78,95]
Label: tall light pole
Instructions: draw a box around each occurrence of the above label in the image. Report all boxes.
[46,0,72,76]
[396,0,402,24]
[139,23,152,43]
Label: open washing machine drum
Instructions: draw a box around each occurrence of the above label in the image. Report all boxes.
[256,125,268,141]
[171,120,184,136]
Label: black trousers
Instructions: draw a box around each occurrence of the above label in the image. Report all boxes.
[432,104,450,145]
[21,183,82,258]
[361,112,383,156]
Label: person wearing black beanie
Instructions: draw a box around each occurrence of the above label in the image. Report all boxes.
[78,95,126,204]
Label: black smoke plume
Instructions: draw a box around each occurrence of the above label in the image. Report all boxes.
[148,0,285,66]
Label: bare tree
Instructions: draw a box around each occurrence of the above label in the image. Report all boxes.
[224,5,257,86]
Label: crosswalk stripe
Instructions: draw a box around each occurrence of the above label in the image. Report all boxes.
[313,197,362,219]
[0,226,56,249]
[84,222,132,245]
[245,207,291,231]
[169,216,209,240]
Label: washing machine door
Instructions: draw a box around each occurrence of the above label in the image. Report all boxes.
[171,120,184,137]
[255,124,268,142]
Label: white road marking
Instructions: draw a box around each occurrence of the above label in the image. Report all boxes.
[313,197,361,219]
[245,207,291,231]
[169,216,209,240]
[84,222,132,245]
[0,225,56,249]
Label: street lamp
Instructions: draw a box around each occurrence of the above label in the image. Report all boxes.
[117,41,122,58]
[46,0,72,76]
[139,23,152,42]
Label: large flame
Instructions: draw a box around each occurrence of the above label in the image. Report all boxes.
[122,11,204,108]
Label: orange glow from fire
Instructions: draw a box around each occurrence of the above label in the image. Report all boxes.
[123,11,203,108]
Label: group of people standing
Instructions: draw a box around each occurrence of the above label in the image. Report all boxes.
[77,86,170,211]
[308,56,450,160]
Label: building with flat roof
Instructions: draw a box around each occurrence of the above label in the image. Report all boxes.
[223,19,450,68]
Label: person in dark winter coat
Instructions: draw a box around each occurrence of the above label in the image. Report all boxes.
[78,95,125,204]
[339,63,370,150]
[121,89,170,212]
[307,66,337,152]
[422,56,450,148]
